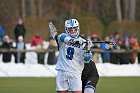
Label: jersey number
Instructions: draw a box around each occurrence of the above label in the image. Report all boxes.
[66,47,74,60]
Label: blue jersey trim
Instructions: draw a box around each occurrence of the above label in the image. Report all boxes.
[60,34,66,42]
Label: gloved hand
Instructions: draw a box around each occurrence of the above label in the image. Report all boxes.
[71,39,84,47]
[83,49,92,63]
[71,41,81,47]
[84,55,91,61]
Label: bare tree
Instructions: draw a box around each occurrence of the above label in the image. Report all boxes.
[38,0,43,17]
[70,0,76,17]
[21,0,26,19]
[115,0,122,22]
[87,0,93,12]
[29,0,36,16]
[129,0,136,21]
[123,0,129,20]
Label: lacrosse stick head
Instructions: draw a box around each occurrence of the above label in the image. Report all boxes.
[48,22,58,39]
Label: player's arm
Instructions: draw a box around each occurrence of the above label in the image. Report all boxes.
[58,33,82,47]
[58,33,71,43]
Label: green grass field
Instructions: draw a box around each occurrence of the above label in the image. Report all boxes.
[0,77,140,93]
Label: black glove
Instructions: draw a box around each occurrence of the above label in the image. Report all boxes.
[71,41,81,47]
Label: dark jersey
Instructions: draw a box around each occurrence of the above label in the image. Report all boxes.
[81,60,99,93]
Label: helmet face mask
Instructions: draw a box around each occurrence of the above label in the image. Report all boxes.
[67,26,78,37]
[65,19,80,38]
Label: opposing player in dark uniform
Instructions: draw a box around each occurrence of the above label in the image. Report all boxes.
[81,39,115,93]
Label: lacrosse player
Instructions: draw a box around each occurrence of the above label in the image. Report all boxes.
[49,19,89,93]
[48,18,99,93]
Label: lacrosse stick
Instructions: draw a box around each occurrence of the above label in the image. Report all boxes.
[82,40,116,46]
[72,40,116,48]
[91,41,116,45]
[83,40,116,62]
[48,22,58,39]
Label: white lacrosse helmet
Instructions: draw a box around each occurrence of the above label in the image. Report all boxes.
[65,19,80,38]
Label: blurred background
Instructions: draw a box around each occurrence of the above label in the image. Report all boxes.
[0,0,140,93]
[0,0,140,42]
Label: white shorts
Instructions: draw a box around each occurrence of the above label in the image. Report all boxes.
[56,70,82,91]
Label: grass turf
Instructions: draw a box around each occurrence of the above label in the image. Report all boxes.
[0,77,140,93]
[96,77,140,93]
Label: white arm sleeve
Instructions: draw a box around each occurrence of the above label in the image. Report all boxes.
[64,36,71,43]
[58,33,72,43]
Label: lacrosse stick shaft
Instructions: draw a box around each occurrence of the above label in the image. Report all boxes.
[92,41,113,43]
[84,41,115,45]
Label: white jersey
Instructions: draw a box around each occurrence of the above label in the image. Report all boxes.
[55,33,86,74]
